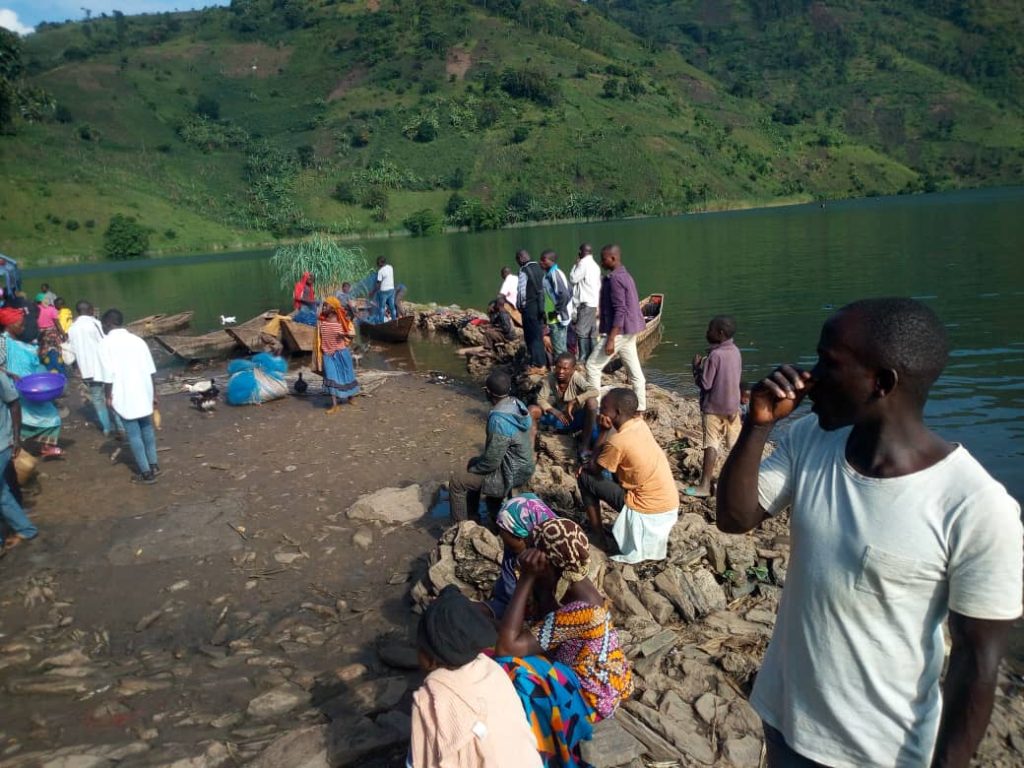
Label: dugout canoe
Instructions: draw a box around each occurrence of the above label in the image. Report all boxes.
[154,330,235,361]
[224,310,279,353]
[280,317,316,354]
[602,293,664,373]
[126,311,194,338]
[359,314,415,343]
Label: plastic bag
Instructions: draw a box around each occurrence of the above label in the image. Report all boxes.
[226,353,289,406]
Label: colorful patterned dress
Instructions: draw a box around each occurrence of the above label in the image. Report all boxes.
[530,600,634,721]
[494,655,594,768]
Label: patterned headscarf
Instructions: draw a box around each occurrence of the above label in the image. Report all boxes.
[320,296,353,334]
[531,518,590,601]
[496,493,556,539]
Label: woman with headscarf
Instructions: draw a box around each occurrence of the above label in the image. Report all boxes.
[292,272,318,325]
[488,494,556,620]
[496,518,633,722]
[409,585,542,768]
[0,308,63,458]
[313,296,358,414]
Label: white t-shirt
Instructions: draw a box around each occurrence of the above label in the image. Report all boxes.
[499,274,519,308]
[97,328,156,420]
[569,254,601,308]
[67,315,106,380]
[377,264,395,292]
[752,414,1023,768]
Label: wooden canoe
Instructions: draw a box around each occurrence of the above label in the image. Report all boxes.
[224,311,279,353]
[359,314,415,343]
[127,311,194,338]
[280,317,316,354]
[154,330,235,360]
[602,293,665,373]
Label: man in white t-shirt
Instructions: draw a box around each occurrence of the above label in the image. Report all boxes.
[569,242,601,361]
[67,300,123,437]
[716,298,1023,768]
[97,309,160,485]
[373,256,396,322]
[498,266,518,309]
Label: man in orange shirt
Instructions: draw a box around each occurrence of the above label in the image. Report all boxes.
[577,388,678,562]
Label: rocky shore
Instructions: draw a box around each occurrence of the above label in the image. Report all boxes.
[0,332,1021,766]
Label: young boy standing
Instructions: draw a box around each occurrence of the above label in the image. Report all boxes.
[686,315,742,498]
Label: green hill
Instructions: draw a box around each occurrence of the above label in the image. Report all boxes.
[1,0,1022,262]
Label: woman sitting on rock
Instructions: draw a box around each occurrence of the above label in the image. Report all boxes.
[496,518,634,722]
[409,585,541,768]
[487,493,556,620]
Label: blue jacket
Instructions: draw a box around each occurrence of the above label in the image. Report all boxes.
[471,396,536,497]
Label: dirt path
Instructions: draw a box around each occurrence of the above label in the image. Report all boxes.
[0,371,484,765]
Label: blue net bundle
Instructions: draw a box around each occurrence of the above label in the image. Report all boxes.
[226,353,289,406]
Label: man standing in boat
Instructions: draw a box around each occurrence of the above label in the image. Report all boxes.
[515,249,548,371]
[373,256,397,323]
[585,245,647,412]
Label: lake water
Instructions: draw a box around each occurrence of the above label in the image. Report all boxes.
[26,187,1024,504]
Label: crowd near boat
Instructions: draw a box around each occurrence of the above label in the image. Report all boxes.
[0,240,1020,768]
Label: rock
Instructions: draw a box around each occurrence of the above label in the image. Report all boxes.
[693,692,727,725]
[321,676,408,719]
[723,734,763,766]
[377,642,420,670]
[684,569,727,619]
[702,535,728,574]
[116,678,172,697]
[352,528,374,550]
[327,715,407,766]
[637,629,676,659]
[40,757,112,768]
[638,585,675,625]
[333,663,368,682]
[153,741,230,768]
[614,708,679,763]
[36,649,90,670]
[210,712,244,730]
[375,710,412,739]
[249,725,329,768]
[8,678,90,696]
[746,608,776,626]
[579,718,645,768]
[247,683,307,720]
[603,570,654,622]
[725,536,757,576]
[347,485,426,524]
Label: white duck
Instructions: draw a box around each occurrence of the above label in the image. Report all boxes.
[220,315,237,325]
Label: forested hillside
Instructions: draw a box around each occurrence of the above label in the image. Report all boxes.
[1,0,1021,260]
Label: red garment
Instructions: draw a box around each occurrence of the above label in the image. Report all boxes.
[0,307,23,328]
[293,272,314,311]
[319,321,349,355]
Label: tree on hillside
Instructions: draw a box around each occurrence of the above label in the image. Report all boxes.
[0,29,23,134]
[103,214,150,260]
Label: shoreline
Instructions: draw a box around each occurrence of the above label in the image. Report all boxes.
[14,186,979,269]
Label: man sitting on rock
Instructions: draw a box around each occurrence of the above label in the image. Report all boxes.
[449,369,535,524]
[528,352,599,462]
[577,387,678,562]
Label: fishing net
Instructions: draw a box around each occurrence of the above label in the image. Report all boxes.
[226,353,289,406]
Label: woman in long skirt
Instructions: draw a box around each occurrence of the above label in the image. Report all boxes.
[315,297,359,414]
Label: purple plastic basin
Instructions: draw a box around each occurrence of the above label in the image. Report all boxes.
[16,372,66,403]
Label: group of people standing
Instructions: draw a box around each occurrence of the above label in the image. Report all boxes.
[0,289,162,554]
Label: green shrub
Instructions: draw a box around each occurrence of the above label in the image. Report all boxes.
[500,67,560,106]
[54,104,74,124]
[65,219,79,231]
[103,214,150,260]
[403,208,440,237]
[84,219,96,229]
[270,234,369,288]
[164,228,177,239]
[296,144,315,168]
[194,94,220,120]
[511,124,530,144]
[361,187,389,210]
[334,181,357,204]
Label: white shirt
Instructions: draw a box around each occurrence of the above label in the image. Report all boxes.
[499,274,519,308]
[67,315,106,380]
[376,264,395,292]
[752,415,1023,768]
[97,328,156,420]
[569,254,601,308]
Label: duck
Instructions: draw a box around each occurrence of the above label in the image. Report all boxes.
[190,378,219,411]
[220,315,237,325]
[293,371,308,395]
[183,379,215,394]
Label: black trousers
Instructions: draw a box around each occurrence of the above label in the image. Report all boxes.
[521,305,547,367]
[449,468,503,523]
[764,724,829,768]
[578,469,625,512]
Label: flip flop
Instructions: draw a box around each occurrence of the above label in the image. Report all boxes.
[683,487,711,498]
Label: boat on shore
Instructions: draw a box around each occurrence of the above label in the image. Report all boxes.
[224,311,278,354]
[279,317,316,354]
[154,313,275,360]
[602,293,664,373]
[127,311,194,338]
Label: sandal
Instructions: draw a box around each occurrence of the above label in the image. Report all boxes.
[40,445,64,459]
[682,486,711,498]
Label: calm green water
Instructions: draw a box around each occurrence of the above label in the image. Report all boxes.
[26,187,1024,502]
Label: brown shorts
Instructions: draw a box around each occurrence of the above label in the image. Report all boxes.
[702,412,741,450]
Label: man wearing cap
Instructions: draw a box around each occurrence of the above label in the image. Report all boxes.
[448,369,535,523]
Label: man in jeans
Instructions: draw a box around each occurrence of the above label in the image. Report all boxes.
[67,300,123,438]
[98,309,160,484]
[448,369,535,523]
[585,244,647,411]
[373,256,397,322]
[539,250,572,356]
[515,249,548,370]
[0,370,37,553]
